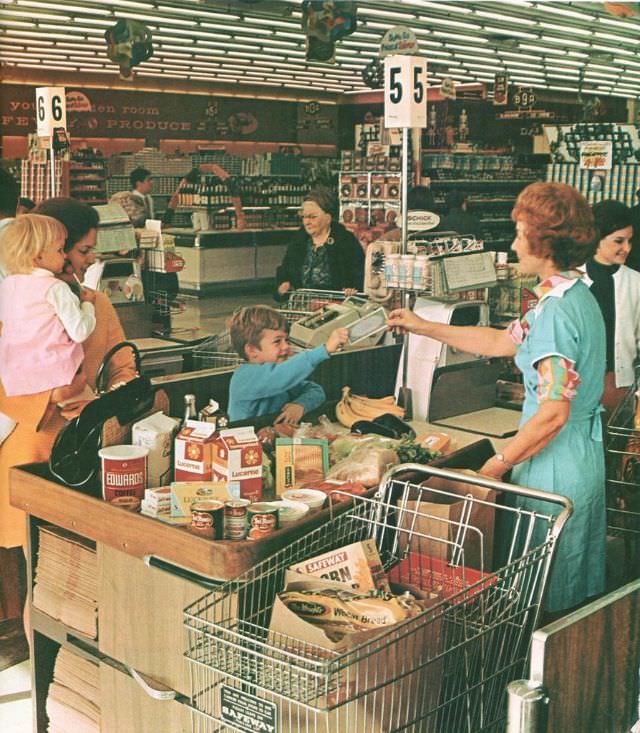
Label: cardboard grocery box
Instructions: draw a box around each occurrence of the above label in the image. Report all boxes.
[398,470,497,571]
[211,427,262,503]
[170,481,235,518]
[275,438,329,495]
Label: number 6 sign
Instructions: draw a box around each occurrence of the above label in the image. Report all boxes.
[35,87,67,137]
[384,56,427,129]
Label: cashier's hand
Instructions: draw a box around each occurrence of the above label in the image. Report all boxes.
[275,402,305,426]
[278,281,292,296]
[326,327,349,354]
[478,456,509,480]
[343,288,358,297]
[387,308,427,336]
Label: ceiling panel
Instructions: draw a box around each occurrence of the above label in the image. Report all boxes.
[1,0,640,98]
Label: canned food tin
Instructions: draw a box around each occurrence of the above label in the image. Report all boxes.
[224,499,251,540]
[247,502,279,541]
[190,500,225,539]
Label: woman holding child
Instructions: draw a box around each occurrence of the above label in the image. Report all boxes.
[275,186,365,301]
[0,198,136,550]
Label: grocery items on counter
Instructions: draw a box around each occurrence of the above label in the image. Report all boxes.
[335,386,404,429]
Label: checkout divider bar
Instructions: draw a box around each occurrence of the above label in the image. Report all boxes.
[143,554,226,589]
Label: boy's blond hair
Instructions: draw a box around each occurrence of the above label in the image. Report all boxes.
[0,213,67,275]
[229,305,288,359]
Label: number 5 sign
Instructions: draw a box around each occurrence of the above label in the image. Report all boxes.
[35,87,67,137]
[384,56,427,129]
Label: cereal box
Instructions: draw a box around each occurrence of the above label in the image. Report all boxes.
[289,539,390,592]
[211,427,263,503]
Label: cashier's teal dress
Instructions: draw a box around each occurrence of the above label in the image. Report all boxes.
[508,273,606,612]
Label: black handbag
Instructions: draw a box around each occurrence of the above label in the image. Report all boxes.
[49,341,157,488]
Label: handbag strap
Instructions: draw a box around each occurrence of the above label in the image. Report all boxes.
[95,341,142,393]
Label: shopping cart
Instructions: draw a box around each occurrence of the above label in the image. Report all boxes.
[605,381,640,575]
[280,288,368,314]
[184,464,571,733]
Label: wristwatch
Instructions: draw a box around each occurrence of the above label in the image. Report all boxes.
[494,453,514,470]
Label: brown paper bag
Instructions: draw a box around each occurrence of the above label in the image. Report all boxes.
[267,576,443,732]
[398,470,497,571]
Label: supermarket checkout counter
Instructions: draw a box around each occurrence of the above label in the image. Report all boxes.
[165,227,294,295]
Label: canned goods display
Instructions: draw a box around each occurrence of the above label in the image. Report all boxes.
[224,499,250,540]
[190,500,225,539]
[247,502,279,541]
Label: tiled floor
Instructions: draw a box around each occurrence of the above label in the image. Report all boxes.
[0,659,31,732]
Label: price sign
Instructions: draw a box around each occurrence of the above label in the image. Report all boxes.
[35,87,67,137]
[384,55,427,129]
[513,86,536,109]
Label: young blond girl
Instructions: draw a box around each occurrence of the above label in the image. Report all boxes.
[0,214,97,440]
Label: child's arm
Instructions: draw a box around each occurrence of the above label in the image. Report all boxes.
[239,345,330,400]
[47,281,96,343]
[276,380,327,425]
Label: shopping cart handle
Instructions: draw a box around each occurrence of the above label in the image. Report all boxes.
[143,554,224,589]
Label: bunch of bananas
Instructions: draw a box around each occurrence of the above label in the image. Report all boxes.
[335,386,404,429]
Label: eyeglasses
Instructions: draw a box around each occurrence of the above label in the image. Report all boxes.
[299,213,320,220]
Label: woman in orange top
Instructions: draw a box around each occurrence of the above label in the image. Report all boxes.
[0,198,137,549]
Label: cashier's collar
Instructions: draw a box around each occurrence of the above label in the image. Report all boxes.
[534,270,581,304]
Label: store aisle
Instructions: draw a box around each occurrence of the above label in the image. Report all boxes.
[0,659,31,732]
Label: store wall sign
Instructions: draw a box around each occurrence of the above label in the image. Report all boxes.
[35,86,67,137]
[384,55,428,129]
[580,140,613,170]
[493,72,509,106]
[220,685,277,733]
[1,84,337,144]
[380,26,419,57]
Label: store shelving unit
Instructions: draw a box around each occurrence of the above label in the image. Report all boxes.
[69,150,107,205]
[338,170,402,229]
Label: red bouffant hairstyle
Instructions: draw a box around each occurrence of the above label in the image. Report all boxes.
[511,182,598,269]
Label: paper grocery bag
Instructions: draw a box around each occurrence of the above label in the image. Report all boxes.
[398,470,498,571]
[267,577,443,733]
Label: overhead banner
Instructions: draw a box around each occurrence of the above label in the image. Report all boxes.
[493,72,509,106]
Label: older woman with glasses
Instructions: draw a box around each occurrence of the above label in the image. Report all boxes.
[274,186,364,301]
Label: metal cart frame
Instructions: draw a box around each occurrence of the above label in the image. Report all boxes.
[184,465,571,733]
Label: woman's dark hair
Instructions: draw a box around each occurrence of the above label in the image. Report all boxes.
[304,185,338,218]
[33,197,100,252]
[592,199,633,240]
[130,167,151,188]
[512,182,597,270]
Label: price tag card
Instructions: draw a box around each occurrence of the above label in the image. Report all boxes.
[384,55,427,129]
[35,87,67,137]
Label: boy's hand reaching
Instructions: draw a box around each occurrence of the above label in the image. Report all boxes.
[326,327,349,354]
[275,402,305,426]
[79,286,97,305]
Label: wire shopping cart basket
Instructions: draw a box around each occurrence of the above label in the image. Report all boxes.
[606,381,640,571]
[184,464,571,733]
[280,288,368,313]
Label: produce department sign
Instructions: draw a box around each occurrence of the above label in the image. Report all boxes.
[579,140,613,170]
[0,84,338,144]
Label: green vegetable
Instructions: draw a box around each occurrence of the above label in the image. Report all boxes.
[395,437,441,465]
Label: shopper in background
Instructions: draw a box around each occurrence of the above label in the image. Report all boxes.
[406,184,436,212]
[275,186,364,301]
[628,187,640,272]
[0,197,137,551]
[111,167,154,227]
[16,197,36,215]
[583,199,640,414]
[228,305,348,423]
[389,182,606,614]
[437,189,482,239]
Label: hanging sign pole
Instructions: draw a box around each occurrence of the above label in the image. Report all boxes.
[35,86,67,197]
[384,54,427,417]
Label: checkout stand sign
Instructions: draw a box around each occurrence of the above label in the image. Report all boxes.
[220,684,277,733]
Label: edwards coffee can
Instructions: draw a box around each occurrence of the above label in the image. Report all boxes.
[247,502,279,541]
[191,500,225,539]
[224,499,250,540]
[98,445,149,502]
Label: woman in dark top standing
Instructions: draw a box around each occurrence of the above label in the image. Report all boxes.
[275,186,364,301]
[584,199,640,413]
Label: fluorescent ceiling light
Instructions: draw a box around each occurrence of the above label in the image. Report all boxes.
[434,36,490,46]
[156,5,240,21]
[543,5,595,21]
[17,0,110,14]
[366,8,414,20]
[4,10,70,21]
[539,22,590,36]
[483,26,538,39]
[2,19,34,27]
[519,43,584,56]
[594,31,638,43]
[410,1,472,13]
[250,18,298,29]
[474,10,535,25]
[599,16,638,29]
[97,0,155,8]
[38,24,102,33]
[592,44,633,56]
[424,17,478,30]
[538,35,589,48]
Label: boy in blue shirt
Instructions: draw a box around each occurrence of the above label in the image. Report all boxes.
[228,305,348,424]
